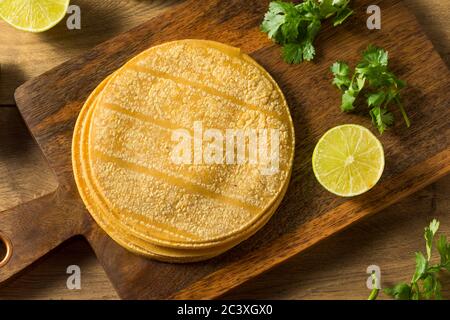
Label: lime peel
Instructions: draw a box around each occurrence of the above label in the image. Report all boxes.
[0,0,70,33]
[312,124,385,197]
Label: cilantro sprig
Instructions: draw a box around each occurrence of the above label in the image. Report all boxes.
[261,0,353,64]
[331,45,410,134]
[369,219,450,300]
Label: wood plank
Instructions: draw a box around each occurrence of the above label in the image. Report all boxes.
[0,107,58,211]
[1,0,448,106]
[0,176,448,300]
[224,176,450,300]
[0,0,178,105]
[404,0,450,65]
[0,236,119,300]
[173,151,450,298]
[0,0,450,300]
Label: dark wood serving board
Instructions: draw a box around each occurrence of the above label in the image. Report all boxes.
[0,0,449,299]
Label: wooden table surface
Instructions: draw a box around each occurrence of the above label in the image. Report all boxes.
[0,0,448,300]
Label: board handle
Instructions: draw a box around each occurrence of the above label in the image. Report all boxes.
[0,191,86,283]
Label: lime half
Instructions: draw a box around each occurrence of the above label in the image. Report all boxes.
[0,0,70,32]
[312,124,384,197]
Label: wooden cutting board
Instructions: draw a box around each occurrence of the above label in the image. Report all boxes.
[0,0,449,299]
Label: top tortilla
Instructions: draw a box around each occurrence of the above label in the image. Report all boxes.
[85,39,295,246]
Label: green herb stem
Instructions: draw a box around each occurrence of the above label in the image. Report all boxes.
[394,96,411,128]
[368,287,379,300]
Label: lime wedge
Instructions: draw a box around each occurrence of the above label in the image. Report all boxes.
[312,124,384,197]
[0,0,70,33]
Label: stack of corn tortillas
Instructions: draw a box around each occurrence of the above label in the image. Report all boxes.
[72,39,295,262]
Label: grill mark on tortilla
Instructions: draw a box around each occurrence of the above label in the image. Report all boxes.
[102,102,194,135]
[127,64,284,121]
[93,149,262,215]
[77,97,204,242]
[98,103,290,174]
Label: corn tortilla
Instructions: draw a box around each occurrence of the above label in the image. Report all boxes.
[74,90,291,261]
[72,40,295,261]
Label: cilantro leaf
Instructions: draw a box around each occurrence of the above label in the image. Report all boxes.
[355,74,366,91]
[341,89,356,112]
[307,19,322,41]
[422,275,434,299]
[363,44,389,67]
[261,0,353,64]
[331,44,410,133]
[319,0,337,18]
[412,252,427,283]
[367,91,386,108]
[335,71,365,112]
[437,235,449,267]
[280,6,302,43]
[332,0,351,7]
[261,2,288,39]
[422,274,442,300]
[282,40,316,63]
[384,283,411,300]
[333,6,353,26]
[331,61,351,90]
[369,107,394,134]
[302,40,316,61]
[282,42,304,64]
[425,219,440,261]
